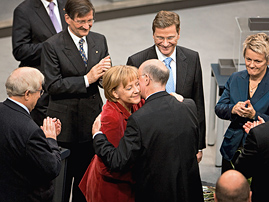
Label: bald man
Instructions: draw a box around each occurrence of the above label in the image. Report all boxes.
[214,170,252,202]
[92,59,203,202]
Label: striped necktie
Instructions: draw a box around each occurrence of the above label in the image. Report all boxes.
[79,38,87,66]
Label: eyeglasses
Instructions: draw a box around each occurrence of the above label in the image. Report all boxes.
[18,89,44,96]
[36,89,44,96]
[154,36,177,42]
[139,74,152,81]
[72,18,95,25]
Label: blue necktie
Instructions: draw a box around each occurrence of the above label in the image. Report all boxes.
[164,57,175,93]
[79,38,87,66]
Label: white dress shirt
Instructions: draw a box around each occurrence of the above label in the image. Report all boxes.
[41,0,63,30]
[155,46,177,90]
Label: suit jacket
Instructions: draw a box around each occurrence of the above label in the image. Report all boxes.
[0,99,61,202]
[215,68,269,161]
[79,100,144,202]
[93,93,203,202]
[41,28,109,143]
[127,45,206,149]
[235,121,269,202]
[12,0,67,68]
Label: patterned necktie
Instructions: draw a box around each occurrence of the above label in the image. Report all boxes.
[164,57,175,93]
[79,38,88,66]
[48,2,61,33]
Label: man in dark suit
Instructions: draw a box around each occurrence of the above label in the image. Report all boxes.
[92,59,203,202]
[41,0,111,201]
[235,117,269,202]
[12,0,67,126]
[0,67,61,202]
[127,11,205,161]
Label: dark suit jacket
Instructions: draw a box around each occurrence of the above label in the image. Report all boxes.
[127,45,206,149]
[94,93,203,202]
[0,99,61,202]
[12,0,67,68]
[215,69,269,161]
[235,121,269,202]
[41,28,109,143]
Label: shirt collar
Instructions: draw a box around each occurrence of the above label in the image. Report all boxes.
[68,27,87,46]
[41,0,58,8]
[155,45,176,62]
[8,97,30,114]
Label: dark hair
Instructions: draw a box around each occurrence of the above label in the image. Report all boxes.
[65,0,95,19]
[152,11,180,34]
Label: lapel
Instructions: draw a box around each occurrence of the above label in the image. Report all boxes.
[86,33,96,72]
[57,0,67,30]
[251,68,269,105]
[106,101,131,121]
[236,70,249,101]
[175,46,187,92]
[62,29,87,75]
[146,45,158,60]
[33,0,56,35]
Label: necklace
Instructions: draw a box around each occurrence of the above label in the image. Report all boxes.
[249,83,260,93]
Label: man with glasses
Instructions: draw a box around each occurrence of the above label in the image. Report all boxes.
[41,0,111,201]
[12,0,67,127]
[127,11,206,162]
[0,67,62,202]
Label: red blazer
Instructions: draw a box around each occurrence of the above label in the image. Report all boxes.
[79,100,144,202]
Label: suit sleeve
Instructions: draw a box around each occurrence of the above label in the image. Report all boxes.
[215,76,235,121]
[12,7,42,63]
[26,128,61,181]
[41,40,87,95]
[94,116,142,172]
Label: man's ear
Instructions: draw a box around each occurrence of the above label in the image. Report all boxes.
[65,14,71,25]
[24,90,31,101]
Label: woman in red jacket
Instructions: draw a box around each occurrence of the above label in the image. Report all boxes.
[79,65,144,202]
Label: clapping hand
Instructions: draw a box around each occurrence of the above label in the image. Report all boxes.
[243,116,265,134]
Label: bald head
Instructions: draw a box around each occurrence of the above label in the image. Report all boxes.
[139,59,169,85]
[138,59,169,98]
[215,170,251,202]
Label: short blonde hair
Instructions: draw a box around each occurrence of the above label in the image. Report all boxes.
[5,67,44,97]
[243,33,269,61]
[102,65,138,102]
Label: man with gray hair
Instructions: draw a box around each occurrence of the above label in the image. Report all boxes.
[0,67,61,202]
[92,59,203,202]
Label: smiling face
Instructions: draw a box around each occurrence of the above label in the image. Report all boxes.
[65,10,94,38]
[153,24,180,57]
[113,78,141,112]
[245,48,269,79]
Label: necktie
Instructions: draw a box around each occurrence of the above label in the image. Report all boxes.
[164,57,175,93]
[48,2,61,33]
[79,38,88,66]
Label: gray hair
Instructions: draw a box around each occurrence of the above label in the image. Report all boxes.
[5,67,44,97]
